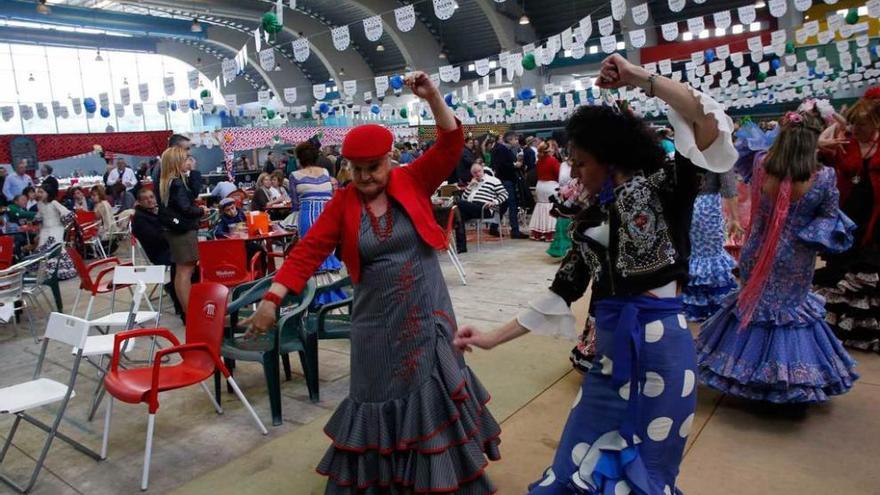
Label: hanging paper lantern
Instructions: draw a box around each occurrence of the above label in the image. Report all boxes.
[238,108,245,117]
[785,41,795,54]
[303,111,313,119]
[261,12,283,34]
[100,107,110,118]
[542,95,552,105]
[518,88,535,100]
[444,93,455,107]
[846,8,859,25]
[266,109,276,119]
[319,102,330,113]
[522,53,537,71]
[83,97,97,114]
[399,107,408,119]
[171,102,179,111]
[219,110,228,118]
[756,71,768,82]
[466,106,475,118]
[188,99,198,110]
[389,75,404,90]
[370,104,381,114]
[704,48,716,63]
[200,89,211,99]
[771,58,781,70]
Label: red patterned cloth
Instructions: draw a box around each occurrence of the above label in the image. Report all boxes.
[0,131,172,163]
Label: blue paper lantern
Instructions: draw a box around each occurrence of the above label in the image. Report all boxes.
[99,107,110,118]
[319,102,330,114]
[518,88,535,100]
[188,99,198,110]
[370,104,381,115]
[390,74,404,90]
[809,66,816,77]
[542,95,552,106]
[872,45,879,57]
[219,110,228,118]
[83,97,97,114]
[771,58,781,70]
[238,108,245,117]
[170,102,178,111]
[444,93,455,107]
[704,48,716,63]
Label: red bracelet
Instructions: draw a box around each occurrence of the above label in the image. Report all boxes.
[263,291,283,306]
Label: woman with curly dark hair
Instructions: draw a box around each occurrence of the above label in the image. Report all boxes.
[454,54,737,494]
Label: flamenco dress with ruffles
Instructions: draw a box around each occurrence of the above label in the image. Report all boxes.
[682,171,739,321]
[317,203,501,494]
[697,166,859,403]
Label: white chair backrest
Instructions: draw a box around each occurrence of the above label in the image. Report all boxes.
[0,270,25,303]
[113,265,166,285]
[44,313,91,349]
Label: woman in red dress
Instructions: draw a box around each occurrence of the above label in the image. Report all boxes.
[814,89,880,352]
[528,143,561,241]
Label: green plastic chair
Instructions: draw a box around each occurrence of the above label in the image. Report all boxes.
[302,276,354,401]
[220,276,316,426]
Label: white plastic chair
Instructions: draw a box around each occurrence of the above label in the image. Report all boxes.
[0,313,101,493]
[0,269,36,343]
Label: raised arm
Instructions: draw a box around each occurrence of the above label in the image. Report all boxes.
[401,72,464,196]
[597,53,736,172]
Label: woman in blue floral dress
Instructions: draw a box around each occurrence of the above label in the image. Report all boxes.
[697,110,859,403]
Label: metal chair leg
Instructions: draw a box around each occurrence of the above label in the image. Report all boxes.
[141,413,155,491]
[101,398,113,459]
[0,416,22,463]
[199,381,223,414]
[226,377,269,435]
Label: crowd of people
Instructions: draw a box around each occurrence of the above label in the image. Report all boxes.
[1,52,879,495]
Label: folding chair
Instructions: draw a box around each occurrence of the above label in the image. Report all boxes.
[441,206,467,285]
[0,313,102,493]
[75,211,106,259]
[101,283,267,490]
[0,269,36,343]
[465,203,504,252]
[88,266,163,330]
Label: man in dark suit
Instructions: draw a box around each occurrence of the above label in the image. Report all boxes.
[39,164,59,201]
[490,132,527,238]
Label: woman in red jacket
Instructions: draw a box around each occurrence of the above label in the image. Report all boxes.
[528,142,561,242]
[245,72,501,494]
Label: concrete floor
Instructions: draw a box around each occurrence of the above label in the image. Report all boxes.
[0,239,878,494]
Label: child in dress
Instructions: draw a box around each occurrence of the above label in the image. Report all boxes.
[697,110,859,403]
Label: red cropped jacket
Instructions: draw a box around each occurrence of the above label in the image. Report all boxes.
[274,122,464,293]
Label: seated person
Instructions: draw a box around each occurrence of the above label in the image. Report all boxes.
[270,171,290,203]
[131,188,183,316]
[212,198,246,238]
[250,172,285,211]
[210,179,237,201]
[7,193,37,224]
[23,186,38,212]
[64,186,93,211]
[454,163,509,252]
[110,182,136,211]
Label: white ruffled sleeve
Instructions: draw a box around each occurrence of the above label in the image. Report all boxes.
[668,87,737,173]
[516,290,578,340]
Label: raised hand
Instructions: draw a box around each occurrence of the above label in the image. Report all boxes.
[596,53,647,90]
[405,71,440,101]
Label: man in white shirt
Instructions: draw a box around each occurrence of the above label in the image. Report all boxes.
[454,163,509,252]
[106,158,138,191]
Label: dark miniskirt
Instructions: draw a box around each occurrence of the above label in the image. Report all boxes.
[164,229,199,264]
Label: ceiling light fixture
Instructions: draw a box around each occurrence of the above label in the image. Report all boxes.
[519,14,530,25]
[95,49,103,62]
[755,1,766,8]
[274,64,282,71]
[339,67,345,76]
[28,73,35,82]
[439,51,447,59]
[376,43,385,52]
[191,19,202,33]
[36,0,50,14]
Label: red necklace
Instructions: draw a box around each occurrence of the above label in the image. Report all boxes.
[365,202,393,241]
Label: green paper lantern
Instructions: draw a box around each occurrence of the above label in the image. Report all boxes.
[266,109,276,119]
[466,106,475,118]
[303,111,313,119]
[200,89,211,99]
[756,71,768,83]
[399,108,408,119]
[846,8,860,25]
[261,12,283,34]
[521,53,537,71]
[785,41,795,54]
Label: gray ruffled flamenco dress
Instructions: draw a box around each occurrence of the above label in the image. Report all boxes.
[317,203,501,494]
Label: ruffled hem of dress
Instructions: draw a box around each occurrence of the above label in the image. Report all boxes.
[317,338,501,493]
[696,301,859,404]
[687,253,737,287]
[715,291,834,326]
[528,431,681,495]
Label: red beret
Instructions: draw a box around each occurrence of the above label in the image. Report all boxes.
[342,124,394,161]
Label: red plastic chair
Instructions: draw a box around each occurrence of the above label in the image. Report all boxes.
[67,247,132,319]
[100,283,267,490]
[197,238,262,287]
[74,210,104,258]
[0,236,15,270]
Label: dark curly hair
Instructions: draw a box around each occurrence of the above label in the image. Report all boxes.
[295,142,320,167]
[565,105,665,175]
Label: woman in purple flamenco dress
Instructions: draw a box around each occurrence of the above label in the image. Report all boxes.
[697,110,859,403]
